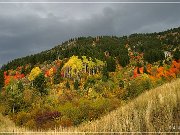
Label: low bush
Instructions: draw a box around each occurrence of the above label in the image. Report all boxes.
[35,111,61,129]
[60,116,73,127]
[15,111,31,126]
[126,74,153,99]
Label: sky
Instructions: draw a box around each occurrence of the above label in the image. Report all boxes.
[0,0,180,67]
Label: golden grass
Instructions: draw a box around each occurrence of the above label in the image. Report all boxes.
[0,79,180,134]
[0,113,27,133]
[70,79,180,134]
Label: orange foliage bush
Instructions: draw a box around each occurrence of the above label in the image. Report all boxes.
[4,70,25,86]
[133,60,180,81]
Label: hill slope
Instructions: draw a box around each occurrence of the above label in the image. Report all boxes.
[1,79,179,133]
[70,79,180,133]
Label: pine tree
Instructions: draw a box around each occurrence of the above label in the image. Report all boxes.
[144,49,165,64]
[0,70,4,89]
[33,73,47,95]
[173,49,180,61]
[118,55,130,67]
[106,57,116,72]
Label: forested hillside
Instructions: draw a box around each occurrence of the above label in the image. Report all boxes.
[1,27,180,71]
[0,27,179,131]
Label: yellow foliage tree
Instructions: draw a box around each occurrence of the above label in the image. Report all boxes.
[62,55,105,78]
[82,56,89,73]
[95,58,105,73]
[62,55,83,78]
[28,67,42,81]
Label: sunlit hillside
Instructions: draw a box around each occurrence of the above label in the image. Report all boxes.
[1,79,179,134]
[72,79,180,133]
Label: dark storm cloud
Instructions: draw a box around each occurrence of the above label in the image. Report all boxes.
[0,0,180,67]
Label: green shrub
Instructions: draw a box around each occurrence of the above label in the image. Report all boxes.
[94,83,104,93]
[17,81,24,92]
[24,119,36,129]
[65,81,70,89]
[126,74,152,99]
[78,99,92,122]
[15,111,31,126]
[74,80,79,90]
[58,102,82,125]
[119,80,124,88]
[102,66,109,82]
[84,77,96,90]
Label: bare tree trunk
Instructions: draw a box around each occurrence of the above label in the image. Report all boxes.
[93,68,95,75]
[12,105,14,114]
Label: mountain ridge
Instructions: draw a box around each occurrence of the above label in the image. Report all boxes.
[1,26,180,70]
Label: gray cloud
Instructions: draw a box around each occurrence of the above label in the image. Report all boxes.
[0,0,180,67]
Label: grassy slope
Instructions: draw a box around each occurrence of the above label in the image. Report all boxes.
[0,79,180,134]
[70,79,180,133]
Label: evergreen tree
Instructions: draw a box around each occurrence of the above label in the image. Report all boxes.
[54,64,63,84]
[144,49,165,64]
[0,70,4,89]
[106,57,116,72]
[21,66,26,75]
[118,55,130,67]
[33,73,47,95]
[173,49,180,61]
